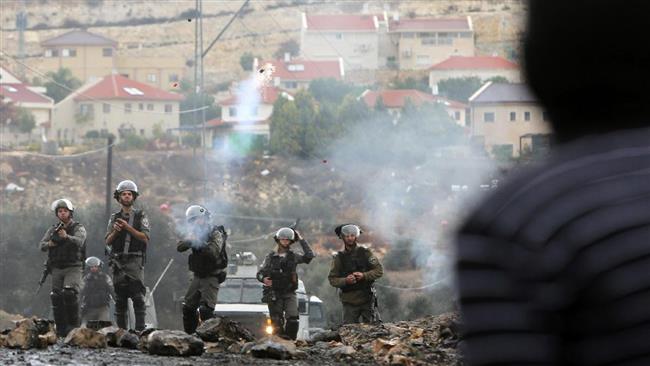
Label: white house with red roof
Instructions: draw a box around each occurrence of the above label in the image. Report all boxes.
[359,88,467,125]
[51,74,183,143]
[219,85,293,137]
[0,65,54,145]
[253,55,344,92]
[300,13,381,70]
[388,15,475,70]
[428,55,521,94]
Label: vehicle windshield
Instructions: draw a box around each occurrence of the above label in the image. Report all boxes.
[218,278,263,304]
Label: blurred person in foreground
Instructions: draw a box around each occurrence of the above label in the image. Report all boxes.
[455,1,650,365]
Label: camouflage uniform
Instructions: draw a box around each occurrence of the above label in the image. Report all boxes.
[328,245,383,324]
[105,209,150,331]
[177,225,227,334]
[39,220,87,337]
[80,270,115,325]
[256,239,314,339]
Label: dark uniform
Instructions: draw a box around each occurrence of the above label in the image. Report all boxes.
[80,270,115,324]
[177,225,227,334]
[39,220,87,337]
[105,209,150,330]
[328,245,383,324]
[257,239,314,339]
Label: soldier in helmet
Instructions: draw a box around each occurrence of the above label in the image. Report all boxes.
[105,180,150,331]
[39,198,87,337]
[256,227,314,339]
[328,224,383,324]
[80,257,115,326]
[177,205,228,334]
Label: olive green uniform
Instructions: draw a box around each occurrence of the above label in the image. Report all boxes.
[328,244,383,324]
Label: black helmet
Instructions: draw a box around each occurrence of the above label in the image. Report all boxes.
[113,180,139,201]
[185,204,210,223]
[51,198,74,216]
[274,227,296,243]
[335,223,362,238]
[85,256,102,268]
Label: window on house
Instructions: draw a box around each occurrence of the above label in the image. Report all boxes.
[62,49,70,57]
[543,111,550,121]
[147,74,157,82]
[169,74,179,82]
[46,49,59,57]
[437,32,453,45]
[509,112,516,121]
[140,129,145,136]
[454,111,461,121]
[283,81,298,89]
[164,104,172,114]
[103,103,110,113]
[484,112,495,122]
[125,103,132,113]
[139,103,144,111]
[57,129,61,139]
[102,48,113,57]
[79,104,94,117]
[229,107,237,117]
[402,32,415,38]
[147,104,154,111]
[68,49,77,57]
[335,33,342,40]
[524,111,531,121]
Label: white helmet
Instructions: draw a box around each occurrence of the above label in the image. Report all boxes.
[274,227,296,242]
[85,256,102,268]
[51,198,74,215]
[185,205,210,223]
[113,180,139,201]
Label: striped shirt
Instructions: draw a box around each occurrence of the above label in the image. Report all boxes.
[456,127,650,365]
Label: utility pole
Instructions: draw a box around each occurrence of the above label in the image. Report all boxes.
[105,136,114,223]
[16,0,27,79]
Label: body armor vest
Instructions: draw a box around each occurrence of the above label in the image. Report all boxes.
[82,273,112,308]
[49,221,85,268]
[188,228,226,277]
[269,252,298,293]
[338,246,372,293]
[110,210,146,254]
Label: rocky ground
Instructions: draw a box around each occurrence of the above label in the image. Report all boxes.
[0,313,462,366]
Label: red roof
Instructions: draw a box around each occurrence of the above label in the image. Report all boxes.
[0,84,53,104]
[429,56,518,70]
[259,59,342,81]
[361,89,466,109]
[74,74,183,102]
[206,118,230,127]
[220,86,289,106]
[390,18,471,31]
[305,14,378,31]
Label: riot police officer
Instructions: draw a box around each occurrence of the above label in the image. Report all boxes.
[328,224,383,324]
[257,227,314,339]
[105,180,150,331]
[177,205,228,334]
[80,257,115,326]
[39,198,87,337]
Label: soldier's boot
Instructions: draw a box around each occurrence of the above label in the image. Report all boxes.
[51,289,67,337]
[114,296,128,330]
[198,304,213,323]
[270,315,284,337]
[132,294,147,332]
[62,287,80,334]
[182,303,199,334]
[285,316,300,340]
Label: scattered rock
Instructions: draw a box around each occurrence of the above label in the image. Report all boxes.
[195,317,254,344]
[64,328,107,348]
[308,329,341,343]
[5,318,53,349]
[325,345,356,358]
[250,335,297,360]
[146,330,204,357]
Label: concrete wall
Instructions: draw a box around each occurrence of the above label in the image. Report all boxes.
[301,30,379,70]
[397,32,474,70]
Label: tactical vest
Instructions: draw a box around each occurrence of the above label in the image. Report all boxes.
[82,272,112,308]
[49,221,85,268]
[110,210,147,254]
[268,252,298,293]
[338,246,372,293]
[188,228,226,277]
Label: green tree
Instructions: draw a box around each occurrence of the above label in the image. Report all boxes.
[0,99,17,126]
[485,75,509,84]
[44,67,82,103]
[308,78,358,105]
[273,39,300,59]
[16,107,36,133]
[392,76,430,93]
[239,51,258,71]
[269,97,302,156]
[179,92,220,126]
[437,76,483,102]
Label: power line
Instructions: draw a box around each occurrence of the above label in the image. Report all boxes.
[0,50,211,115]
